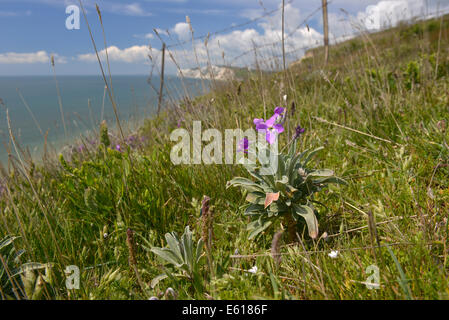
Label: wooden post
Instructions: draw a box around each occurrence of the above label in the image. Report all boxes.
[157,42,166,116]
[322,0,329,65]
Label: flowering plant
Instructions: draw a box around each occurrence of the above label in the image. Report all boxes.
[227,107,346,242]
[253,107,285,144]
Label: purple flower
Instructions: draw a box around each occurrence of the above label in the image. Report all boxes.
[253,107,285,144]
[115,144,122,152]
[294,125,305,139]
[126,135,138,148]
[77,145,85,153]
[127,135,137,142]
[237,137,250,154]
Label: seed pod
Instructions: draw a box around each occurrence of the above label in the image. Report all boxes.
[201,196,214,250]
[271,230,283,266]
[96,4,102,23]
[126,228,137,268]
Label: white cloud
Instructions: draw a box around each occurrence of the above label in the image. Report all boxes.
[147,2,321,71]
[357,0,426,30]
[78,45,154,63]
[172,22,191,41]
[0,51,49,64]
[192,3,322,67]
[326,0,446,41]
[0,51,66,64]
[73,0,449,74]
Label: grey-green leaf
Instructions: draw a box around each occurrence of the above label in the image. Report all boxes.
[150,247,183,266]
[293,204,319,239]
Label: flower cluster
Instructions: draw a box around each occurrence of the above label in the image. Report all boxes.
[237,106,305,154]
[254,107,285,144]
[294,125,305,139]
[237,137,250,154]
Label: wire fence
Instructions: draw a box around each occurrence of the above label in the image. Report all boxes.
[148,1,330,110]
[228,1,330,65]
[165,0,296,49]
[147,0,449,111]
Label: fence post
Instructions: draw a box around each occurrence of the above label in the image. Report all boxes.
[322,0,329,65]
[157,42,166,116]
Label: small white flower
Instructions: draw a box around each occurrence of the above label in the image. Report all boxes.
[328,250,339,258]
[283,94,287,102]
[247,265,258,274]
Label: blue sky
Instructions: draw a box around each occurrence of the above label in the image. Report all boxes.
[1,0,448,75]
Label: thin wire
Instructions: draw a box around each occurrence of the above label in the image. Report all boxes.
[230,242,416,259]
[229,1,332,64]
[165,0,295,49]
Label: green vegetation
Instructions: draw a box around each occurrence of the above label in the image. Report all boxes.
[227,142,347,242]
[0,15,448,300]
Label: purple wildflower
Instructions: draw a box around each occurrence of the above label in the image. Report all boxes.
[253,107,285,144]
[294,125,305,139]
[237,137,250,154]
[126,135,138,148]
[115,144,122,152]
[177,118,185,128]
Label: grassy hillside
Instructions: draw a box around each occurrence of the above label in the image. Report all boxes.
[1,15,448,300]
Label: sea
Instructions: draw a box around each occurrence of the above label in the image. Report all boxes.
[0,75,206,164]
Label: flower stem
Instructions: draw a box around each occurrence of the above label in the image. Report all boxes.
[284,214,297,243]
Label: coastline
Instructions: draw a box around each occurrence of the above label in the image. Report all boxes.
[0,75,208,165]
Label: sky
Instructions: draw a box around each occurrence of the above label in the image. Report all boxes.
[0,0,448,75]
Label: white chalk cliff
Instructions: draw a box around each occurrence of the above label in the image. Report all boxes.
[179,65,236,81]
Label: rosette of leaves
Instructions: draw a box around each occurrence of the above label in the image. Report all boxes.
[149,226,204,294]
[227,141,347,242]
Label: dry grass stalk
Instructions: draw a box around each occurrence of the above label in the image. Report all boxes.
[126,228,146,294]
[201,195,214,250]
[126,228,137,267]
[271,230,284,266]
